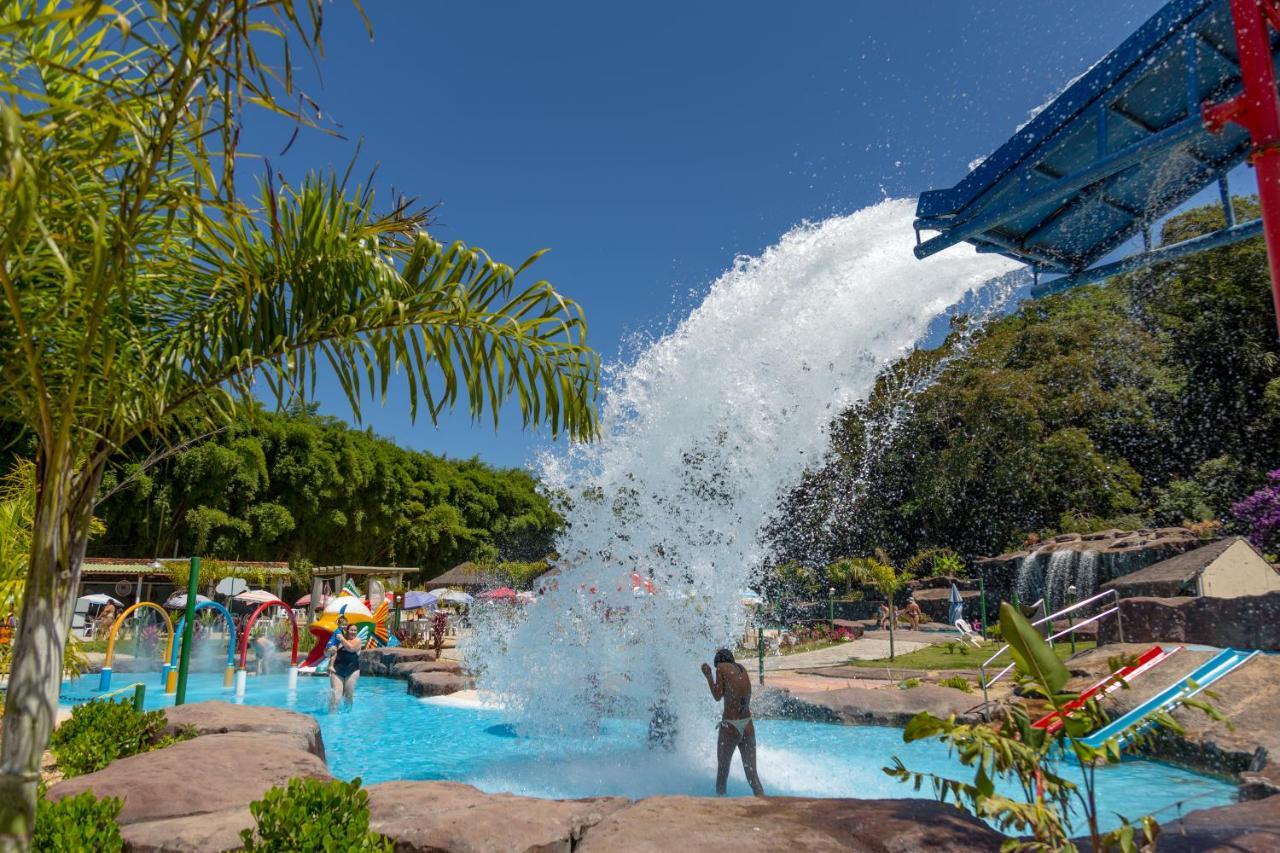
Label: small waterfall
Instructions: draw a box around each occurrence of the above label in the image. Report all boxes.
[1075,550,1098,601]
[1044,550,1075,614]
[1014,552,1042,604]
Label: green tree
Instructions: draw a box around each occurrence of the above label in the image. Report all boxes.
[0,3,597,846]
[833,555,905,660]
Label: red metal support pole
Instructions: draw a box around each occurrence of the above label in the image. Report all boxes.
[1203,0,1280,335]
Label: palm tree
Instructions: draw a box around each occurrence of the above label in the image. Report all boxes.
[0,3,598,845]
[831,555,905,660]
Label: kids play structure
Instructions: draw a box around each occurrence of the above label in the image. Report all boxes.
[915,0,1280,333]
[235,596,300,697]
[97,601,175,692]
[166,600,237,691]
[918,0,1274,745]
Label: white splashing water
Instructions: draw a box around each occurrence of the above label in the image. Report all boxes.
[464,199,1019,745]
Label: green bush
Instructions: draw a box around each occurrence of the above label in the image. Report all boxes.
[33,790,124,852]
[241,777,393,851]
[940,675,972,693]
[898,677,921,690]
[50,698,194,777]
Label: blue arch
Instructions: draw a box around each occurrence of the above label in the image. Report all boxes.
[170,601,237,668]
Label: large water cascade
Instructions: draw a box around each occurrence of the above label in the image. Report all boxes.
[464,199,1019,745]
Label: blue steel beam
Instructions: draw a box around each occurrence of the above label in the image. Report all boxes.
[913,115,1206,258]
[1030,217,1263,297]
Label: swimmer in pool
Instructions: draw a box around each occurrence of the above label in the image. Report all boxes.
[701,648,765,797]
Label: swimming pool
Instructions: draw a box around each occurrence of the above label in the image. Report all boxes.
[59,671,1235,832]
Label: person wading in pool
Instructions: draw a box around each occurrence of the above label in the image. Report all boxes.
[327,619,362,711]
[701,648,765,796]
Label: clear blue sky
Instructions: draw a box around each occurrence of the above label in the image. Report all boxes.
[245,0,1166,468]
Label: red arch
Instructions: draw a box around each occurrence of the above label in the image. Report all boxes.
[236,598,299,669]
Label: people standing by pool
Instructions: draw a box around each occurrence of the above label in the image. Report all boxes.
[327,619,362,711]
[700,648,765,797]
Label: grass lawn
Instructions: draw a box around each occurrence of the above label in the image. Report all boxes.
[843,638,1096,671]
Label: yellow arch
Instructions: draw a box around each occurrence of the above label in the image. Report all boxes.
[102,602,175,669]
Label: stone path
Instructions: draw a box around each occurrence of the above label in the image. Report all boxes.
[761,636,931,671]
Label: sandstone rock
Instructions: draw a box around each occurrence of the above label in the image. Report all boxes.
[406,671,473,697]
[391,658,463,678]
[119,806,253,852]
[367,781,626,853]
[46,732,329,825]
[577,796,1004,852]
[1098,592,1280,650]
[1156,796,1280,852]
[359,647,438,676]
[163,700,325,760]
[789,684,979,727]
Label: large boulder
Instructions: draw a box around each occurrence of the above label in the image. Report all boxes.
[119,806,253,852]
[406,671,473,698]
[1155,796,1280,852]
[163,700,325,760]
[391,658,464,678]
[367,781,626,852]
[789,684,980,726]
[577,796,1004,852]
[46,732,329,826]
[359,647,438,676]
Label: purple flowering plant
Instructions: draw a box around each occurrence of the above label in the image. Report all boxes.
[1231,469,1280,555]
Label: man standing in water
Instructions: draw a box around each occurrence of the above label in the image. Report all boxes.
[701,648,765,796]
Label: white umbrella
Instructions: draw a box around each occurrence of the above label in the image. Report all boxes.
[76,593,122,607]
[437,590,473,605]
[165,592,212,609]
[234,589,280,604]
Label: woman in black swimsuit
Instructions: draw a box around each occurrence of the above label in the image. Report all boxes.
[328,620,362,711]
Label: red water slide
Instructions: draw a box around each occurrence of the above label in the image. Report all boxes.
[1031,644,1181,735]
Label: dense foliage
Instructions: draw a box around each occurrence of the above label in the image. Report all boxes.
[769,199,1280,571]
[32,792,123,853]
[240,777,392,852]
[49,699,194,778]
[90,407,560,575]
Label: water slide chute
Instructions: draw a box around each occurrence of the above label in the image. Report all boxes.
[166,600,237,693]
[97,602,175,692]
[234,597,299,696]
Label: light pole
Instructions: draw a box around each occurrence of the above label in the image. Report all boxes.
[1066,583,1078,654]
[828,587,836,630]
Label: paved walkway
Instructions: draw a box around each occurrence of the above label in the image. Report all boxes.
[761,635,932,671]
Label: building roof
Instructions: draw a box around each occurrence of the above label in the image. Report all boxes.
[1101,537,1262,594]
[312,565,410,577]
[423,561,492,590]
[81,557,290,578]
[914,0,1259,294]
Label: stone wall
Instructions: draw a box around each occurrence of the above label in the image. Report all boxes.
[1098,592,1280,650]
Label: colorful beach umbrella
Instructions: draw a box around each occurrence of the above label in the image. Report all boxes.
[478,587,516,601]
[400,591,438,610]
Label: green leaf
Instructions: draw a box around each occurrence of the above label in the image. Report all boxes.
[999,602,1069,698]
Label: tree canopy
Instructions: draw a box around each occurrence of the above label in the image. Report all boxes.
[91,406,560,576]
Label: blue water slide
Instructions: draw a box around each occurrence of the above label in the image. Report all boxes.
[1080,647,1259,748]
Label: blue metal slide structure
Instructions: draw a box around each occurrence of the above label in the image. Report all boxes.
[1079,647,1259,748]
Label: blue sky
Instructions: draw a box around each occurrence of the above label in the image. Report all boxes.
[245,0,1168,468]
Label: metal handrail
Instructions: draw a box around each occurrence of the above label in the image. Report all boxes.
[977,588,1124,719]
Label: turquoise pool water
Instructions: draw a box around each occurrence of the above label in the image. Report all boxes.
[60,671,1235,832]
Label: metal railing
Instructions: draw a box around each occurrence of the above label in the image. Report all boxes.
[977,588,1123,719]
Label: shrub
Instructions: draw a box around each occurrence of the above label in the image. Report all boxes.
[33,790,124,852]
[241,777,393,851]
[898,678,921,690]
[50,698,194,777]
[939,675,972,693]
